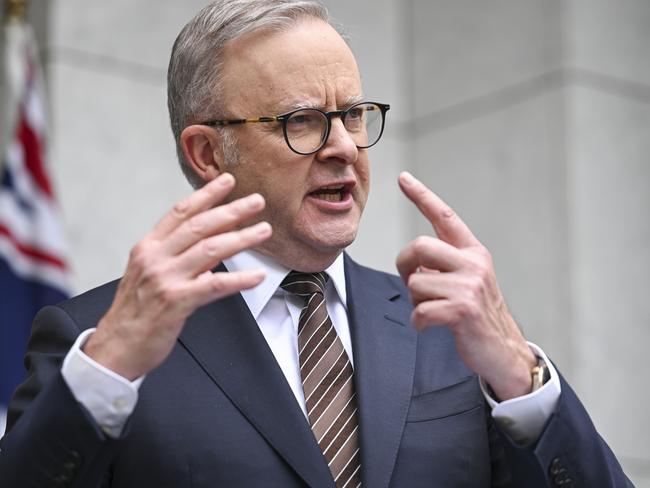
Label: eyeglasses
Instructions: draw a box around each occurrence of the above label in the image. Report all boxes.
[200,101,390,155]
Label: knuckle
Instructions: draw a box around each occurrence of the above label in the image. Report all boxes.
[412,305,427,323]
[172,198,190,219]
[130,241,147,259]
[158,285,181,307]
[202,237,221,257]
[413,235,431,254]
[188,215,205,235]
[476,266,491,285]
[476,245,492,261]
[406,271,419,288]
[407,274,426,296]
[464,275,485,304]
[439,204,456,221]
[471,247,493,270]
[457,298,480,322]
[141,263,166,288]
[415,186,429,201]
[129,242,153,272]
[223,202,243,222]
[468,274,484,293]
[469,257,491,284]
[210,273,228,293]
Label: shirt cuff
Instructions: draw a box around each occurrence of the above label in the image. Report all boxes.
[479,342,561,445]
[61,328,145,438]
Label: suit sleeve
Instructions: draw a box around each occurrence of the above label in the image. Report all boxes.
[489,373,633,487]
[0,305,121,488]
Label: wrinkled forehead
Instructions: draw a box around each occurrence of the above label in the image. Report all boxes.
[218,18,363,115]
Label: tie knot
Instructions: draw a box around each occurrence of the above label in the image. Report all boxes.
[280,271,328,297]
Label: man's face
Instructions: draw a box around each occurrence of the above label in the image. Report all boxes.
[216,19,370,271]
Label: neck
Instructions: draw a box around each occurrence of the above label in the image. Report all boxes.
[253,244,342,273]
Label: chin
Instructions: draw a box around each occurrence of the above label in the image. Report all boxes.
[307,227,358,255]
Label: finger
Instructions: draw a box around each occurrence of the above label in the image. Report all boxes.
[193,268,267,308]
[398,171,479,249]
[162,192,265,255]
[169,268,267,315]
[173,221,272,277]
[407,271,465,305]
[411,299,457,331]
[396,236,465,282]
[151,173,236,240]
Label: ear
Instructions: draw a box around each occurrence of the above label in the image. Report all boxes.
[180,125,224,183]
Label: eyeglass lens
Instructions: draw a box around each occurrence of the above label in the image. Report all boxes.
[285,102,384,154]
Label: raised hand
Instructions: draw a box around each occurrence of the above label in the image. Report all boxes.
[84,173,272,380]
[396,172,537,400]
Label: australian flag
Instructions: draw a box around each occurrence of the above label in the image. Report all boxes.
[0,16,70,435]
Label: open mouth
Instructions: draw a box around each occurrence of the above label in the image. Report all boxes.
[309,184,351,202]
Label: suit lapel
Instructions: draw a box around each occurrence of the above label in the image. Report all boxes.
[178,273,334,487]
[345,255,417,488]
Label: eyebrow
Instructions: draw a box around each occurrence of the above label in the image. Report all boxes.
[277,94,366,113]
[342,94,365,107]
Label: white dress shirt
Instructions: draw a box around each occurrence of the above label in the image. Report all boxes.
[61,250,560,444]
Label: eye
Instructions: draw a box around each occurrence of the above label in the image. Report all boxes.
[286,110,325,134]
[288,110,319,124]
[347,107,364,120]
[344,106,366,131]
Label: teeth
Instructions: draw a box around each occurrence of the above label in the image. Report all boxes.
[314,192,343,202]
[310,183,347,202]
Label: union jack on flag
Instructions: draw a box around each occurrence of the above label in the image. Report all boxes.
[0,14,70,436]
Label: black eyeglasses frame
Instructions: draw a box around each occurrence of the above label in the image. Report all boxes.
[199,101,390,155]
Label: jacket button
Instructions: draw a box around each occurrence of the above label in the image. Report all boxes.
[554,473,568,484]
[52,473,71,487]
[549,457,563,476]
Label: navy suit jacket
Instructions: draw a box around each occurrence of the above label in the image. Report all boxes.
[0,255,630,487]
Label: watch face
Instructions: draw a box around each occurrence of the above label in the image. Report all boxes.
[542,363,551,384]
[531,359,550,391]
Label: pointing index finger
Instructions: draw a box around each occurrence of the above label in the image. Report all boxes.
[398,171,479,249]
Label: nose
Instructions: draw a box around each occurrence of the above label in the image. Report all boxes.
[316,117,358,164]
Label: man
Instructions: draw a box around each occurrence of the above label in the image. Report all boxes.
[0,1,630,486]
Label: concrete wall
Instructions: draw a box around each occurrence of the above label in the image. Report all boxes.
[565,0,650,481]
[38,0,650,484]
[402,0,650,484]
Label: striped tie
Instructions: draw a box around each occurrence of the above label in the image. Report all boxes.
[281,271,361,488]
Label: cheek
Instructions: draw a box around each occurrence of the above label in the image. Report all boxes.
[256,168,307,220]
[355,158,371,195]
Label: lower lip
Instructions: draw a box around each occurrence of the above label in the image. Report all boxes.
[307,191,354,211]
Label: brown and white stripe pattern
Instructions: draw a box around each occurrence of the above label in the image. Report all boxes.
[281,271,361,488]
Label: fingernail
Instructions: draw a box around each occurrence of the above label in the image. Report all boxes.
[401,171,415,184]
[255,222,272,235]
[218,173,234,186]
[246,193,264,209]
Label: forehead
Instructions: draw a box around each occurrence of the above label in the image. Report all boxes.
[219,19,362,113]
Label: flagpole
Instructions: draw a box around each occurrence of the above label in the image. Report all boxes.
[0,0,27,178]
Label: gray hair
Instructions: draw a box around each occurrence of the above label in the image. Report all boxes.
[167,0,332,188]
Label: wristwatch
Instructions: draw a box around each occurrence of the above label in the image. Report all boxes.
[531,357,551,392]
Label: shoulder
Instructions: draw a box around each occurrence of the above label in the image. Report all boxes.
[52,278,121,332]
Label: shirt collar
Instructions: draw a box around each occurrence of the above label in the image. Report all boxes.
[223,250,347,319]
